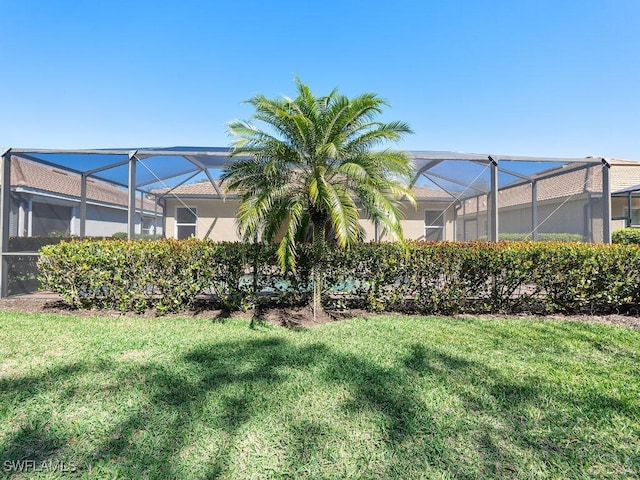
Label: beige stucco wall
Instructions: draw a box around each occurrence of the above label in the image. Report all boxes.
[456,195,601,241]
[339,201,455,241]
[165,198,455,242]
[165,199,243,241]
[497,197,590,239]
[611,196,640,229]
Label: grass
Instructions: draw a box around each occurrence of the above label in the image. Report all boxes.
[0,312,638,479]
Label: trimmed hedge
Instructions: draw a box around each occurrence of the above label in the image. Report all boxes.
[7,236,118,296]
[111,232,158,240]
[39,239,311,313]
[38,239,640,314]
[9,236,72,252]
[613,228,640,245]
[322,241,640,314]
[498,232,584,242]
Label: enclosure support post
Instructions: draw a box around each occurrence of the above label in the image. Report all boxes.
[80,174,87,238]
[17,201,24,237]
[489,157,499,242]
[0,151,11,297]
[476,197,480,239]
[153,196,158,239]
[602,158,611,244]
[127,152,137,240]
[453,206,457,241]
[531,181,538,241]
[27,199,32,237]
[161,199,167,240]
[462,200,467,241]
[139,190,144,236]
[627,192,632,227]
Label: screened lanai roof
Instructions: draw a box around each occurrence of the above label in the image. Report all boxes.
[3,147,604,198]
[4,147,236,193]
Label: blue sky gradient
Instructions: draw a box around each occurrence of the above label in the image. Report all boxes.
[1,0,639,159]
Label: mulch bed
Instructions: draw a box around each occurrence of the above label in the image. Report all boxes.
[0,297,639,330]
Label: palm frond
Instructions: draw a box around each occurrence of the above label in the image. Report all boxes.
[225,78,414,271]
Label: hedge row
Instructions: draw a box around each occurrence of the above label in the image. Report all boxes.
[39,239,640,314]
[39,240,312,313]
[612,228,640,245]
[323,242,640,314]
[498,232,584,242]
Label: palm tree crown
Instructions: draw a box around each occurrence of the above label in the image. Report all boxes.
[222,79,415,271]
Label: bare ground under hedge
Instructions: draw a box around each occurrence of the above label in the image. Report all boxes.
[1,297,639,330]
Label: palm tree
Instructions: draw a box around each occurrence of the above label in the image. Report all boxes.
[221,79,415,310]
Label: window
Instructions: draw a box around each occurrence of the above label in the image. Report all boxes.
[624,207,640,227]
[32,202,71,236]
[142,217,155,236]
[424,210,444,241]
[175,207,197,239]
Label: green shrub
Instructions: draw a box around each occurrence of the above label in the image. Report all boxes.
[111,232,158,240]
[612,228,640,245]
[38,239,640,315]
[498,232,584,242]
[9,236,71,252]
[39,239,311,312]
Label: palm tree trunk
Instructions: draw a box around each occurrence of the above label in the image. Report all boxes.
[312,219,324,316]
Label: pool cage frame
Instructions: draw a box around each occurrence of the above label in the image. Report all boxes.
[0,147,613,297]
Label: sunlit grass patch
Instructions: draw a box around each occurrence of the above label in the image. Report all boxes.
[0,312,638,479]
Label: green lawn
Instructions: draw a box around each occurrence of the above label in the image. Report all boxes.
[0,312,638,479]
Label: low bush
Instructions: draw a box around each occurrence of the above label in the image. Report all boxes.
[613,228,640,245]
[498,232,584,242]
[39,239,311,313]
[111,232,158,240]
[9,236,72,252]
[38,239,640,314]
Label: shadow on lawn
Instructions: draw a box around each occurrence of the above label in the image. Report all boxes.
[0,334,637,478]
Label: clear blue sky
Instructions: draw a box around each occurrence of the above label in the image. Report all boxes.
[1,0,639,159]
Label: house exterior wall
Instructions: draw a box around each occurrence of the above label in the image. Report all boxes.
[360,202,454,241]
[163,159,640,244]
[497,196,591,240]
[165,199,242,241]
[164,198,455,242]
[71,205,163,237]
[9,193,163,239]
[72,205,130,237]
[406,202,456,241]
[494,204,533,236]
[611,195,640,230]
[456,195,602,241]
[403,203,455,241]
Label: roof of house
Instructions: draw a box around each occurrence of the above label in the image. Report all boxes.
[461,159,640,214]
[613,183,640,195]
[157,180,455,202]
[157,180,228,197]
[10,156,158,212]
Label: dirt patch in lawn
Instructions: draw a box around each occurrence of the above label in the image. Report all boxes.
[0,297,339,328]
[0,296,639,330]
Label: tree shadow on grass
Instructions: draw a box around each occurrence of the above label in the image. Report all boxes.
[0,334,638,479]
[403,342,640,477]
